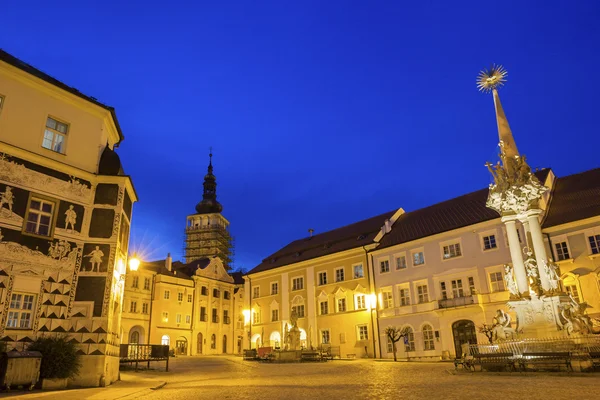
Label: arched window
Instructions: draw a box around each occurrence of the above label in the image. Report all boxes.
[161,335,170,346]
[422,324,435,350]
[130,331,140,344]
[403,327,415,352]
[211,334,216,349]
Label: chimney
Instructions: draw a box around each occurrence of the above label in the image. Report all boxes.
[166,253,172,272]
[384,219,391,233]
[308,229,314,237]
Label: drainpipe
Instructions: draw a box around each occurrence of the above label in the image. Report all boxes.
[147,274,155,345]
[364,245,379,359]
[545,233,556,261]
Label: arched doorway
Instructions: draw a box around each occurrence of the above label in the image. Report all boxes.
[237,336,243,354]
[452,320,477,357]
[176,336,188,355]
[161,335,170,346]
[211,334,216,349]
[222,335,227,353]
[197,333,203,354]
[130,331,140,344]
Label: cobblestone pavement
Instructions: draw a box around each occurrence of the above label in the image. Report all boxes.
[128,356,599,400]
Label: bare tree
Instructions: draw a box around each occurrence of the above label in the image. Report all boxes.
[478,323,494,344]
[384,326,411,362]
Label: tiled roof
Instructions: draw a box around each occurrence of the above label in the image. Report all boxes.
[0,49,124,143]
[229,271,245,285]
[247,209,397,275]
[543,168,600,228]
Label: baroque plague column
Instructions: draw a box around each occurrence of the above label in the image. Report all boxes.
[479,65,593,337]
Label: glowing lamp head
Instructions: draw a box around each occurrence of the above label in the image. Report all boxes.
[129,257,140,272]
[242,309,251,324]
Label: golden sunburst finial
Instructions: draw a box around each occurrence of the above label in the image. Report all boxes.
[477,64,507,93]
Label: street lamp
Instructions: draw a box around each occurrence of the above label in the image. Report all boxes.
[129,256,140,272]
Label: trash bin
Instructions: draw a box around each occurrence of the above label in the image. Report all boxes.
[0,351,42,391]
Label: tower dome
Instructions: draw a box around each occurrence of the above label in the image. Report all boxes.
[195,151,223,214]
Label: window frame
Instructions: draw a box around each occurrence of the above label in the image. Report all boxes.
[489,271,505,292]
[422,324,435,351]
[382,290,393,309]
[271,309,279,322]
[270,282,279,295]
[395,253,407,270]
[143,277,151,291]
[291,276,304,291]
[163,290,170,300]
[42,116,69,154]
[357,324,369,341]
[252,286,260,299]
[177,292,184,302]
[319,300,329,315]
[355,294,366,310]
[441,239,463,260]
[416,284,429,304]
[398,286,411,306]
[321,329,330,344]
[337,297,347,312]
[22,193,58,239]
[6,293,36,330]
[353,263,364,279]
[129,300,137,313]
[411,248,425,266]
[318,271,328,286]
[379,259,390,274]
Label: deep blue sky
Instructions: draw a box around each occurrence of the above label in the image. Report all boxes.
[3,1,600,270]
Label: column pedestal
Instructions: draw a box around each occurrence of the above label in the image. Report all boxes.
[507,294,573,338]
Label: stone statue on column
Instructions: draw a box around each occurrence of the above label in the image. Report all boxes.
[503,265,519,298]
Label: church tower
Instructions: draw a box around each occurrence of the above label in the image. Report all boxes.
[184,151,233,268]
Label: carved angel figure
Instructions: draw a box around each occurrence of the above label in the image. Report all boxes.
[543,260,560,291]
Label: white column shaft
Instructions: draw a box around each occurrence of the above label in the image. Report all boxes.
[505,220,528,293]
[527,213,551,291]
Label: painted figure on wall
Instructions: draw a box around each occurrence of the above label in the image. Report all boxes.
[0,186,14,215]
[84,246,104,272]
[64,205,77,231]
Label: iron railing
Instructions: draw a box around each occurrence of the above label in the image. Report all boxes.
[465,336,600,357]
[119,344,170,371]
[438,295,475,309]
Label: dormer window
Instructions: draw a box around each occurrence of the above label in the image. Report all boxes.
[43,117,68,154]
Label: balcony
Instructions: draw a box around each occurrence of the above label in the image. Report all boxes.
[438,295,476,309]
[212,315,220,323]
[223,316,231,324]
[200,314,208,322]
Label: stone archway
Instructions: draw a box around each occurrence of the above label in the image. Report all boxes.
[452,320,477,357]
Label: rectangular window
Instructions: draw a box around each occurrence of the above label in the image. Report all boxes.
[252,286,259,299]
[423,327,435,351]
[399,288,410,306]
[132,276,139,289]
[177,292,183,302]
[164,290,170,300]
[213,288,220,298]
[187,294,193,303]
[24,197,55,237]
[272,309,279,322]
[252,310,260,324]
[355,294,366,310]
[413,251,425,266]
[201,286,208,296]
[468,277,475,294]
[200,306,207,321]
[130,301,137,313]
[292,305,305,318]
[337,298,346,312]
[6,293,35,329]
[176,314,182,324]
[565,285,580,303]
[451,280,464,297]
[335,268,345,282]
[382,291,393,308]
[440,282,447,300]
[142,303,149,314]
[396,256,407,270]
[380,260,390,273]
[353,264,364,279]
[555,242,570,260]
[590,235,600,254]
[318,271,328,286]
[321,330,330,344]
[443,243,462,259]
[320,301,329,315]
[483,235,497,250]
[405,330,415,352]
[387,337,394,353]
[162,312,168,322]
[223,310,230,324]
[489,272,505,292]
[0,95,4,114]
[357,325,368,341]
[185,315,191,324]
[212,308,219,323]
[292,277,304,291]
[417,285,429,303]
[271,282,278,295]
[143,278,150,290]
[42,116,68,153]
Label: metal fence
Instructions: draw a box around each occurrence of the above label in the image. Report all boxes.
[465,336,600,357]
[119,344,170,371]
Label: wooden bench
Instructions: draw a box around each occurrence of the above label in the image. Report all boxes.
[346,354,356,359]
[470,353,515,372]
[589,352,600,369]
[519,352,572,372]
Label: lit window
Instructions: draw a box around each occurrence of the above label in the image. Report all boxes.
[399,288,410,306]
[589,235,600,255]
[396,256,407,270]
[162,312,168,322]
[468,277,475,294]
[357,325,368,341]
[131,276,139,289]
[177,292,183,302]
[483,235,497,250]
[42,117,68,153]
[161,335,170,346]
[272,309,279,322]
[440,282,447,300]
[271,282,278,295]
[321,330,330,344]
[6,293,35,329]
[555,242,570,260]
[292,277,304,291]
[187,294,193,303]
[443,243,462,259]
[252,286,260,299]
[164,290,170,300]
[565,285,580,303]
[451,279,464,297]
[318,271,328,286]
[355,295,366,310]
[252,310,261,324]
[24,197,55,237]
[422,325,435,351]
[129,301,137,313]
[176,314,182,324]
[404,327,415,352]
[413,251,425,266]
[337,298,346,312]
[416,285,429,303]
[382,291,393,308]
[335,268,345,282]
[380,260,390,273]
[291,305,305,318]
[186,315,191,324]
[320,301,329,315]
[489,272,505,292]
[353,264,364,279]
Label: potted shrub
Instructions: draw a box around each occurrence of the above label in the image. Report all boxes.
[28,335,81,390]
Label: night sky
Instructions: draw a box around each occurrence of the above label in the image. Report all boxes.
[3,1,600,271]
